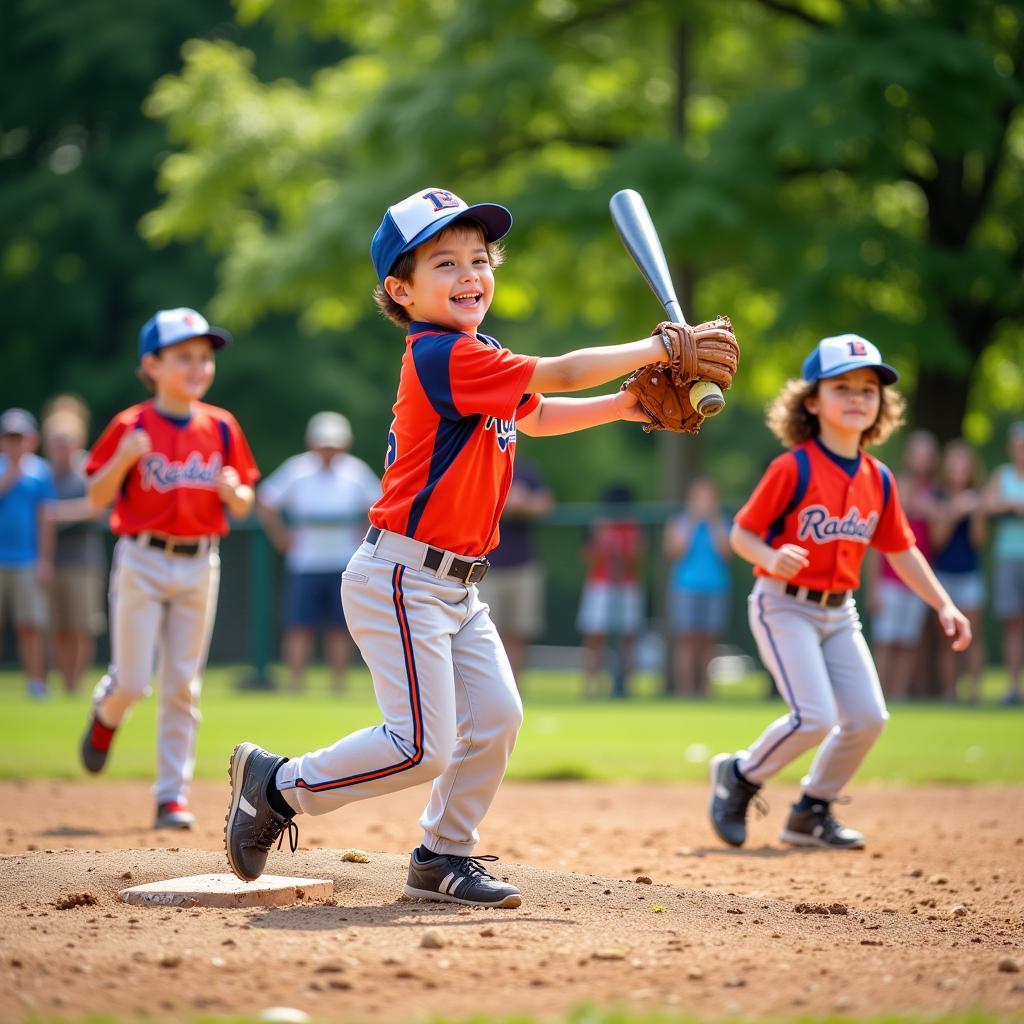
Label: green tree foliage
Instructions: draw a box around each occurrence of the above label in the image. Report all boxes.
[0,0,368,473]
[144,0,1024,460]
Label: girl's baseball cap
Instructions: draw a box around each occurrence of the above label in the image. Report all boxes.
[802,334,898,385]
[138,308,232,358]
[371,188,512,284]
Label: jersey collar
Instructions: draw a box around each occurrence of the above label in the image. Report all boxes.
[813,437,861,478]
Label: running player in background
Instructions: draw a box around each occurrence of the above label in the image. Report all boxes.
[79,308,258,830]
[709,335,970,850]
[225,186,688,908]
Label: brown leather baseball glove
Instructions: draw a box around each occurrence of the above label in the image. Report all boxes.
[621,317,740,434]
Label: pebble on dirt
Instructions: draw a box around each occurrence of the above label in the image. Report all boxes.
[420,930,446,949]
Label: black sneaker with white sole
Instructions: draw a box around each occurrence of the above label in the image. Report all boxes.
[404,850,522,908]
[709,752,764,847]
[224,742,298,881]
[780,801,864,850]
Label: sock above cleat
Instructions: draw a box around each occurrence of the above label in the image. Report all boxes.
[265,761,295,819]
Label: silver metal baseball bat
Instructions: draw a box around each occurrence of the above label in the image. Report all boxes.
[609,189,724,417]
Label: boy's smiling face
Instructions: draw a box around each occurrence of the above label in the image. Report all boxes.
[385,222,494,334]
[142,336,216,405]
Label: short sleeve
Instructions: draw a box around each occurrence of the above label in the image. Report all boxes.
[734,453,798,537]
[85,415,131,477]
[515,392,542,421]
[222,413,260,486]
[872,472,916,553]
[449,337,538,420]
[258,455,300,509]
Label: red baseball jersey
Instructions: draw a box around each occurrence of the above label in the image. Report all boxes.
[586,520,643,583]
[369,322,541,556]
[734,438,915,591]
[86,400,259,537]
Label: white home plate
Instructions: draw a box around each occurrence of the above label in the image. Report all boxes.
[120,874,334,908]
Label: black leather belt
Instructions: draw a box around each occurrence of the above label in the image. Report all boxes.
[785,583,849,608]
[132,534,204,557]
[366,527,490,584]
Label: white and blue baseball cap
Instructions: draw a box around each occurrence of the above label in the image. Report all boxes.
[138,308,232,359]
[371,188,512,284]
[802,334,898,385]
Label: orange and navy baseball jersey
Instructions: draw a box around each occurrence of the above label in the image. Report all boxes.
[734,438,915,591]
[86,400,259,537]
[369,322,541,556]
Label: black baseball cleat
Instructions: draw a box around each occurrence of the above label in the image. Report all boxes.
[780,801,865,850]
[224,742,298,882]
[80,713,116,774]
[404,850,522,908]
[708,752,764,847]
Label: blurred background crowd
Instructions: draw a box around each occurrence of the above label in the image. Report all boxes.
[3,396,1022,707]
[4,2,1024,706]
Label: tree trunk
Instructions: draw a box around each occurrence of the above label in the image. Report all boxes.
[910,366,970,445]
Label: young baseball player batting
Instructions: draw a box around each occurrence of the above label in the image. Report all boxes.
[226,187,738,907]
[710,335,971,850]
[80,308,258,829]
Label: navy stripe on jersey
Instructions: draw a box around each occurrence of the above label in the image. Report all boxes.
[406,415,480,538]
[879,463,892,509]
[412,331,463,420]
[294,564,424,792]
[765,448,811,544]
[217,417,231,460]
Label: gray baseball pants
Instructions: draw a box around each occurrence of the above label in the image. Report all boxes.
[737,576,888,801]
[92,536,220,805]
[276,530,523,856]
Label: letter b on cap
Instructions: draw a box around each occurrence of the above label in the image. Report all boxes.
[423,190,461,212]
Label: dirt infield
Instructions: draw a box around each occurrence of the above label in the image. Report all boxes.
[2,780,1023,1021]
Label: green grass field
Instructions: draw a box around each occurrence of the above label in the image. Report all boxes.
[1,666,1021,784]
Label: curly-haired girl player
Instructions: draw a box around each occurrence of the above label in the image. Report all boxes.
[709,335,971,850]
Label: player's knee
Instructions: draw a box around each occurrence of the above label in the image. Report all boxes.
[848,709,888,740]
[415,743,455,780]
[493,691,524,736]
[796,712,834,744]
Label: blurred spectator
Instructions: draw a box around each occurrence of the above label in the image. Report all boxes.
[931,440,987,703]
[38,397,107,694]
[663,476,730,698]
[477,457,553,688]
[577,483,644,698]
[258,412,381,692]
[984,421,1024,706]
[869,429,939,700]
[0,408,56,699]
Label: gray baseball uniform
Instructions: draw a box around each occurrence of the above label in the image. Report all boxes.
[92,536,219,804]
[275,529,523,855]
[737,577,888,799]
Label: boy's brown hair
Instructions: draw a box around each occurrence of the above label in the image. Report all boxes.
[136,351,161,393]
[373,220,504,328]
[766,375,905,449]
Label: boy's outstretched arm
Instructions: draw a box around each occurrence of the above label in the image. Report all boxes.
[527,336,668,394]
[885,546,972,651]
[517,392,648,437]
